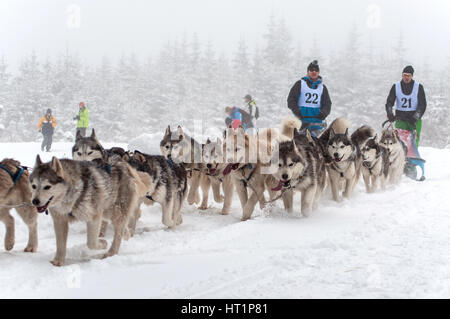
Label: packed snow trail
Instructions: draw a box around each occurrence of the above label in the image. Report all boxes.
[0,143,449,298]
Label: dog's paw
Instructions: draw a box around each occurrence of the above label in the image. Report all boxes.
[101,251,115,259]
[24,245,37,253]
[176,215,183,225]
[241,215,251,221]
[215,195,224,203]
[221,209,230,215]
[198,204,208,210]
[50,259,65,267]
[5,238,15,251]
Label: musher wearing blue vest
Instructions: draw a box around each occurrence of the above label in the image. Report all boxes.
[287,60,332,136]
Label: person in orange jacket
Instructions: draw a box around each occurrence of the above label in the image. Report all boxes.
[38,108,57,152]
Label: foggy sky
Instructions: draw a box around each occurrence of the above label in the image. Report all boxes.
[1,0,449,71]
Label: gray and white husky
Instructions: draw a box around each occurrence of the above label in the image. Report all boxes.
[125,150,188,229]
[269,124,327,217]
[71,129,152,236]
[351,126,389,193]
[379,129,407,184]
[29,155,145,266]
[319,117,360,202]
[160,126,203,206]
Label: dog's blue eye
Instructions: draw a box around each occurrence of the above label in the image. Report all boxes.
[44,185,51,190]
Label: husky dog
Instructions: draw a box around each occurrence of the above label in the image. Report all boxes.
[351,126,388,193]
[223,126,277,221]
[71,129,151,236]
[124,150,188,228]
[72,129,105,161]
[379,129,407,184]
[319,117,359,202]
[201,137,234,214]
[269,119,326,216]
[0,159,38,253]
[30,155,144,266]
[160,126,202,206]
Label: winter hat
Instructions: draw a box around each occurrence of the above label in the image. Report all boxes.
[46,108,52,114]
[79,102,86,107]
[307,60,320,72]
[225,106,233,114]
[243,94,252,101]
[402,65,414,76]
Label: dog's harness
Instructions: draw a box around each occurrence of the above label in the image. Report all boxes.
[168,158,175,169]
[239,164,256,189]
[268,173,304,204]
[363,152,382,176]
[0,164,28,195]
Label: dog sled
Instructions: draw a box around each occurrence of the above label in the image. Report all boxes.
[382,120,425,181]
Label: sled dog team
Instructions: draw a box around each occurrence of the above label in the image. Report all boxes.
[0,117,407,266]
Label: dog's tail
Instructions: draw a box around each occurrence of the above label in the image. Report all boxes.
[281,117,301,139]
[350,125,375,147]
[319,117,351,142]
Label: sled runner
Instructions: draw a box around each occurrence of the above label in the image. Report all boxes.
[382,120,425,181]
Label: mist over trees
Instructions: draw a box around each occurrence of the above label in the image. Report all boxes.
[0,15,448,148]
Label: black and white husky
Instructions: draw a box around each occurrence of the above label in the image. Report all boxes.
[319,117,360,202]
[352,126,389,193]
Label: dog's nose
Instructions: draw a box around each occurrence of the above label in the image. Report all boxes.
[167,154,172,159]
[207,163,212,169]
[282,173,288,180]
[32,198,40,206]
[333,152,339,158]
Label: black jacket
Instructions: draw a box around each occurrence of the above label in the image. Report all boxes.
[385,80,427,124]
[287,76,332,120]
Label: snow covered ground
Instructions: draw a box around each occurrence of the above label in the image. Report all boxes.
[1,141,450,298]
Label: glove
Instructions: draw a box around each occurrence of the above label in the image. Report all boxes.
[412,112,421,122]
[317,112,326,121]
[387,112,395,122]
[73,115,80,120]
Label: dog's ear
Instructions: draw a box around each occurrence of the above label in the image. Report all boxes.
[344,128,349,137]
[206,138,211,144]
[76,130,83,141]
[134,152,146,163]
[305,129,314,143]
[177,125,184,139]
[393,130,399,141]
[165,126,171,137]
[90,128,97,140]
[51,157,64,180]
[34,154,43,168]
[216,137,222,145]
[329,128,335,139]
[293,128,300,139]
[123,153,130,161]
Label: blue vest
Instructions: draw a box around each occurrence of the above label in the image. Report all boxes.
[297,78,324,130]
